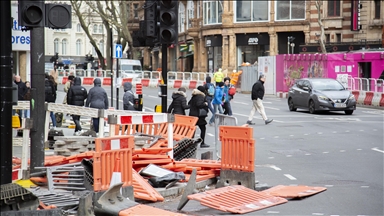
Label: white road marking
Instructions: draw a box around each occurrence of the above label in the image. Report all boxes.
[361,186,370,188]
[325,185,334,187]
[357,149,362,151]
[323,152,329,154]
[373,129,378,131]
[359,129,364,132]
[289,135,294,137]
[372,147,384,154]
[270,165,281,171]
[345,130,350,132]
[317,132,323,135]
[274,136,279,138]
[284,174,297,180]
[264,106,280,110]
[206,133,214,137]
[267,211,280,214]
[312,213,324,216]
[304,133,309,135]
[340,150,346,152]
[146,95,158,99]
[286,155,292,157]
[260,137,265,140]
[332,131,337,133]
[268,157,274,159]
[305,153,311,156]
[233,101,249,105]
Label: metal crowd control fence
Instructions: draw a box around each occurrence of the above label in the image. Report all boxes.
[214,114,238,160]
[348,77,384,92]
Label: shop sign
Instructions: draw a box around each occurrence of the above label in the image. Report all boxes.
[180,44,188,52]
[248,38,259,45]
[12,3,31,51]
[206,39,212,47]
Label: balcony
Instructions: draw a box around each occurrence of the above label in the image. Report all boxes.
[368,19,384,28]
[323,17,343,29]
[187,18,201,38]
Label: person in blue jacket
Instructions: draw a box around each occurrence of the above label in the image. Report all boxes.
[222,77,233,116]
[209,81,224,126]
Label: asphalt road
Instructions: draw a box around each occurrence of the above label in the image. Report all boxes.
[59,84,384,215]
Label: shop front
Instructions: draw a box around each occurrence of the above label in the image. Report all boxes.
[236,33,270,67]
[205,35,222,73]
[178,41,194,72]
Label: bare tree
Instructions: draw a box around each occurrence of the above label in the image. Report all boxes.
[315,0,327,53]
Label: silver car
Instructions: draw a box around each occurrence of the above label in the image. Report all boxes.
[287,78,356,115]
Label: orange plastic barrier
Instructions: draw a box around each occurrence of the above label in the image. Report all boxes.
[174,80,182,88]
[352,90,359,102]
[364,91,374,105]
[219,126,255,172]
[141,78,150,87]
[132,169,164,202]
[93,136,134,192]
[380,93,384,107]
[83,77,94,85]
[189,80,197,89]
[103,77,111,86]
[122,78,133,84]
[62,76,68,85]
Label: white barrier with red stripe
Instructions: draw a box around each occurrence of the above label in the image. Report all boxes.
[372,92,382,106]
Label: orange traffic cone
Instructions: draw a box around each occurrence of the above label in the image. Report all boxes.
[110,157,122,193]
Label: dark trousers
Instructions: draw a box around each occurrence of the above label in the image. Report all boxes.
[72,115,81,132]
[92,118,99,133]
[193,124,206,144]
[206,96,214,114]
[223,101,232,116]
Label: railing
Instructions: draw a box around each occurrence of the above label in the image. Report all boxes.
[347,77,384,92]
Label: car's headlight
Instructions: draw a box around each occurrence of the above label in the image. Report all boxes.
[318,95,329,101]
[349,94,355,100]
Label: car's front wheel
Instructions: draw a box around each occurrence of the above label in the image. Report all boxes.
[344,110,354,115]
[288,98,297,111]
[309,100,317,114]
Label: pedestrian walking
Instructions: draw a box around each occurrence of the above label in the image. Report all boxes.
[222,77,233,116]
[213,68,224,86]
[123,82,137,111]
[208,82,224,126]
[168,87,190,115]
[67,77,88,135]
[86,78,109,135]
[247,74,273,125]
[13,75,28,119]
[203,76,215,115]
[63,75,75,104]
[45,73,57,129]
[23,81,31,118]
[188,86,210,148]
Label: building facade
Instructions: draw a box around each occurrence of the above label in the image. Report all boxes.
[144,0,383,73]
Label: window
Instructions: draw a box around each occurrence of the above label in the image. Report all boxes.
[374,0,381,19]
[76,39,81,55]
[133,3,139,18]
[98,24,103,34]
[93,24,98,33]
[179,3,185,33]
[54,38,59,53]
[77,23,81,32]
[99,40,104,56]
[336,33,341,43]
[187,0,194,28]
[325,34,330,43]
[236,1,269,22]
[276,0,305,20]
[61,39,67,55]
[203,0,223,25]
[327,0,340,17]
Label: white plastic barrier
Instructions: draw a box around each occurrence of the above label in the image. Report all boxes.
[372,92,382,106]
[357,91,366,105]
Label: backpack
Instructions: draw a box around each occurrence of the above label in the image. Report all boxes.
[207,83,215,96]
[228,86,236,96]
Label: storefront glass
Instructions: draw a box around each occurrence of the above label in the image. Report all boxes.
[237,45,269,66]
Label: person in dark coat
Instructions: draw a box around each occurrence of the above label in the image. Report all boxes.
[13,75,28,119]
[45,73,57,129]
[168,87,190,115]
[188,86,210,148]
[123,82,136,111]
[246,74,273,125]
[68,77,88,135]
[86,78,109,134]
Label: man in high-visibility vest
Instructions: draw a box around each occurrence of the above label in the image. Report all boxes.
[213,68,224,86]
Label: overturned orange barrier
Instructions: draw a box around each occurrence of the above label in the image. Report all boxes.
[132,169,164,202]
[219,126,255,172]
[93,136,134,192]
[263,185,327,198]
[119,204,186,216]
[175,159,221,169]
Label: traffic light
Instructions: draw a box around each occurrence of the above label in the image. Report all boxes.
[18,0,45,28]
[144,0,159,38]
[45,4,72,29]
[159,0,178,45]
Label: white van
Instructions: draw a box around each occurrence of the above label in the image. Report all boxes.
[118,59,142,78]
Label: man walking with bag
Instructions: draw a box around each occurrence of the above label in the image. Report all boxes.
[67,77,88,135]
[247,74,273,125]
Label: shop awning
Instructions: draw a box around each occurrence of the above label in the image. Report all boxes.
[177,53,194,60]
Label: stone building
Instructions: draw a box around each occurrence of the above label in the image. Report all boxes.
[142,0,383,73]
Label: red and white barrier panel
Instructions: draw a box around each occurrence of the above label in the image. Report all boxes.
[277,92,288,98]
[117,113,168,125]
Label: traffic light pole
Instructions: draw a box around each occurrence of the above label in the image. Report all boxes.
[116,58,119,110]
[30,25,45,175]
[110,28,114,108]
[161,44,168,113]
[0,0,13,184]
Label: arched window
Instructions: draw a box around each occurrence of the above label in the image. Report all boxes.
[93,24,98,33]
[54,38,59,53]
[178,3,185,33]
[76,39,81,55]
[99,40,104,56]
[61,39,67,55]
[98,24,103,34]
[187,0,194,28]
[77,23,81,32]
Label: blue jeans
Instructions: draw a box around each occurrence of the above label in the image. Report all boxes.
[206,96,214,114]
[24,109,30,118]
[209,103,223,124]
[50,112,57,127]
[93,118,99,133]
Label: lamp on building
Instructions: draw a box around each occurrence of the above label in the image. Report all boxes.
[287,36,295,54]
